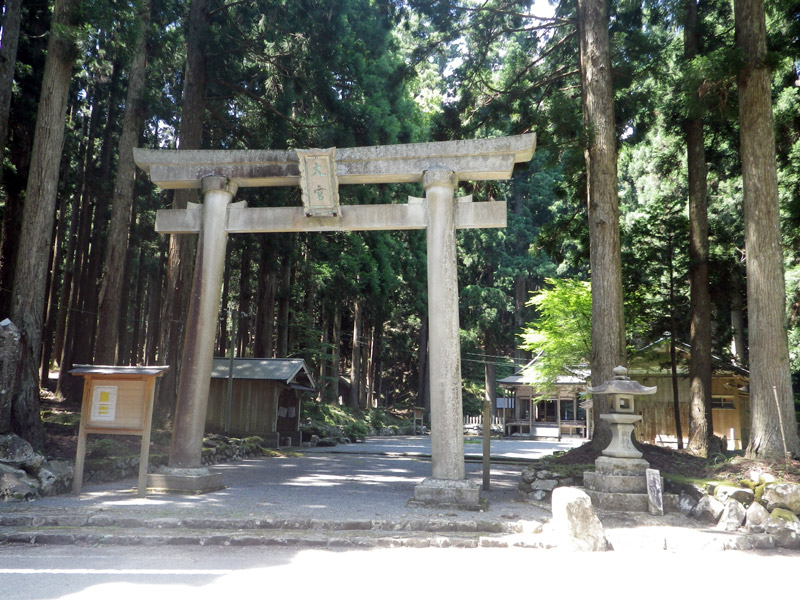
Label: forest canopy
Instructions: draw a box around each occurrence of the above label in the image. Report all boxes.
[0,0,798,459]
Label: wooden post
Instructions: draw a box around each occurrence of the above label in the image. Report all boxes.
[482,399,491,490]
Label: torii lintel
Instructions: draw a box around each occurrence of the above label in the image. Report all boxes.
[133,133,536,189]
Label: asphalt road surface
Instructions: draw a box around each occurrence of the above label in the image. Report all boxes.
[1,542,797,600]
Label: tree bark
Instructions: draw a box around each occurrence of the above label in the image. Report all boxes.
[577,0,625,450]
[254,239,276,358]
[417,315,429,418]
[5,0,77,448]
[155,0,210,424]
[276,254,291,357]
[95,0,152,364]
[684,0,713,457]
[735,0,800,458]
[0,0,23,176]
[238,238,252,356]
[330,304,341,403]
[349,298,362,411]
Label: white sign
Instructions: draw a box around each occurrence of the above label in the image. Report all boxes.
[91,386,118,422]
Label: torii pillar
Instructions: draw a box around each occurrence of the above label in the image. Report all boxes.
[134,134,536,505]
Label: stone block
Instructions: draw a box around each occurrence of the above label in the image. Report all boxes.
[584,489,650,512]
[583,471,647,493]
[412,477,482,510]
[147,467,224,494]
[593,456,649,477]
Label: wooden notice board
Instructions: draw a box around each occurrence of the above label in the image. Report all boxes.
[70,365,169,497]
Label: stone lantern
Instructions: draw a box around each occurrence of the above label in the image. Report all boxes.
[582,366,675,512]
[588,365,655,459]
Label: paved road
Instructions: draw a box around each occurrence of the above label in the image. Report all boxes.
[2,436,578,523]
[1,542,795,600]
[304,434,586,460]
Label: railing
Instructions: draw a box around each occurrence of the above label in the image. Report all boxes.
[463,415,504,427]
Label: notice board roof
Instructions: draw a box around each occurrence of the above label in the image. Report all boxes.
[70,365,170,377]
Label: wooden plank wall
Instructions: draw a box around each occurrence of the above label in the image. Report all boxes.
[206,379,279,437]
[635,375,749,449]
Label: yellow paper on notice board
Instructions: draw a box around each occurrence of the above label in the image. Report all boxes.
[91,386,118,422]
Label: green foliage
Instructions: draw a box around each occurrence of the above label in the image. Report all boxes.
[343,421,369,441]
[520,278,591,391]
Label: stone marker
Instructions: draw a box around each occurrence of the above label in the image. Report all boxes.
[646,468,664,515]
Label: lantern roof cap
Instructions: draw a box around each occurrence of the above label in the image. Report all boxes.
[588,365,657,395]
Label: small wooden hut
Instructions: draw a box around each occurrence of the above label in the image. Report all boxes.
[206,358,316,447]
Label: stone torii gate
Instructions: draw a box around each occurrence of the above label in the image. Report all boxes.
[134,133,536,507]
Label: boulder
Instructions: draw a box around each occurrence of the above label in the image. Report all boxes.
[713,484,754,505]
[678,491,698,515]
[745,501,770,533]
[550,487,611,552]
[520,467,537,484]
[762,483,800,514]
[0,433,44,473]
[691,495,725,523]
[716,498,746,532]
[0,462,39,501]
[531,479,559,491]
[0,320,21,430]
[38,460,74,496]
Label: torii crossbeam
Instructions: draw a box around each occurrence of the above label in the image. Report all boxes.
[134,133,536,507]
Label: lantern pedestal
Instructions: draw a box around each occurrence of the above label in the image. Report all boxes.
[598,413,643,459]
[583,416,680,512]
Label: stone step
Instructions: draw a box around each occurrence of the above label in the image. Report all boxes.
[583,472,649,494]
[0,524,549,549]
[0,513,520,535]
[585,489,680,513]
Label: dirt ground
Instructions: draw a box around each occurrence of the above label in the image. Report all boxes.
[549,437,800,484]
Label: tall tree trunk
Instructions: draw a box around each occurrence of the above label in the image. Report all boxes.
[145,244,166,365]
[349,299,362,411]
[684,0,713,457]
[4,0,77,448]
[0,0,23,176]
[667,234,683,449]
[330,304,341,403]
[238,238,252,356]
[276,254,291,357]
[484,337,497,416]
[318,314,329,403]
[40,189,70,386]
[95,0,152,364]
[155,0,210,424]
[128,246,147,365]
[417,315,429,418]
[577,0,625,450]
[254,240,276,358]
[735,0,800,458]
[730,276,746,365]
[372,320,384,408]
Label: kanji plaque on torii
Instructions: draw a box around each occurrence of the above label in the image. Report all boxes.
[134,134,536,507]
